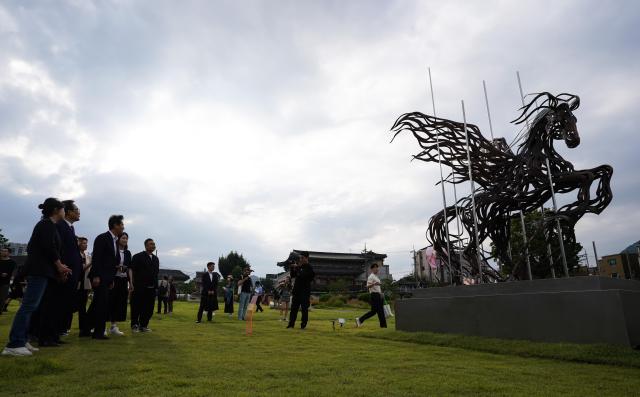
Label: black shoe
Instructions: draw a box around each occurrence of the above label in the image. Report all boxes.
[55,339,67,345]
[39,341,60,347]
[79,332,92,338]
[286,325,293,329]
[92,335,109,340]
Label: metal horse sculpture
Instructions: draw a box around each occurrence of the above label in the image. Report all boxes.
[391,93,613,283]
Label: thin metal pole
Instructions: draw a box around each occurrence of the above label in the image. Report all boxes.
[542,206,556,278]
[482,80,495,141]
[584,248,590,275]
[452,177,464,283]
[482,80,520,280]
[462,100,483,283]
[513,71,536,278]
[592,241,600,274]
[428,67,453,285]
[546,156,569,277]
[519,211,533,280]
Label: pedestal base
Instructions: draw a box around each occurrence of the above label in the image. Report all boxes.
[395,277,640,346]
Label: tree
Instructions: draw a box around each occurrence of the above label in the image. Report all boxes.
[218,251,251,278]
[491,209,583,279]
[0,228,8,248]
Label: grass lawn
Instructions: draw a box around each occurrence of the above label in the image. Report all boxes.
[1,300,640,396]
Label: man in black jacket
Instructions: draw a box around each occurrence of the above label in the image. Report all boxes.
[130,238,159,333]
[55,200,83,336]
[287,251,315,330]
[196,262,219,323]
[84,215,124,339]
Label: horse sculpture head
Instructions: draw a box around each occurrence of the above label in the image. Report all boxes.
[513,92,581,149]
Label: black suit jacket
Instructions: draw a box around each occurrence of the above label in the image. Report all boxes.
[201,271,220,294]
[56,220,83,286]
[130,251,159,289]
[25,218,62,279]
[88,231,119,286]
[291,263,315,297]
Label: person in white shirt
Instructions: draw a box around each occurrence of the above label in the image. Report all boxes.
[355,263,387,328]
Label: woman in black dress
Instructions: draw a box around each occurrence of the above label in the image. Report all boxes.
[108,232,132,336]
[2,198,71,356]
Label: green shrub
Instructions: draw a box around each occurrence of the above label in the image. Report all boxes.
[319,293,331,302]
[357,293,371,303]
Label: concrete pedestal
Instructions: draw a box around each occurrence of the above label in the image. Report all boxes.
[395,277,640,346]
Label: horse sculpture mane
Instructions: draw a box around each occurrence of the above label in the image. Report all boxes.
[392,92,612,283]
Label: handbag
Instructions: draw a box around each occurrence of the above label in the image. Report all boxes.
[383,296,394,318]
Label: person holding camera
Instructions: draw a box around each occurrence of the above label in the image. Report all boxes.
[287,251,314,330]
[237,267,253,320]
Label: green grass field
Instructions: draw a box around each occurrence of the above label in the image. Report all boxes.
[1,300,640,396]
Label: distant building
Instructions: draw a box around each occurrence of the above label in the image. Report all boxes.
[158,269,190,283]
[276,249,391,292]
[7,242,27,256]
[597,240,640,279]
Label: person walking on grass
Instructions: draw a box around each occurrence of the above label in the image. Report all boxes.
[355,263,387,329]
[3,198,71,356]
[196,262,219,323]
[223,275,234,318]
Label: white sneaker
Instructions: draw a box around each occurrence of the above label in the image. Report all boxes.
[110,326,124,336]
[2,346,32,356]
[25,342,39,352]
[355,318,362,328]
[140,327,152,333]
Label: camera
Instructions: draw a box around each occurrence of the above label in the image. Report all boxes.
[277,251,300,267]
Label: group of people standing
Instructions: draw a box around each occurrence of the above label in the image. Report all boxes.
[2,198,161,357]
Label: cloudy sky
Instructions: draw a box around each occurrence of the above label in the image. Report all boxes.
[0,0,638,279]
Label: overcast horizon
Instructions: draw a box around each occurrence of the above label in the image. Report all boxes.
[1,1,639,280]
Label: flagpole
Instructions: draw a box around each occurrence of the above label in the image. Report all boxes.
[428,67,454,285]
[462,100,483,283]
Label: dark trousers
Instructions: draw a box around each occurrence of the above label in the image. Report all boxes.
[197,296,213,322]
[60,280,76,333]
[6,276,48,348]
[77,289,89,332]
[86,284,109,337]
[255,296,263,312]
[358,292,387,328]
[131,287,155,328]
[157,296,167,314]
[288,293,310,329]
[38,281,64,343]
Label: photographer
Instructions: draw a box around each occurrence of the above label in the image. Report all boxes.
[287,251,314,330]
[237,267,253,320]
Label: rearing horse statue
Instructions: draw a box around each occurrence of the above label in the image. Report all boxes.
[391,92,613,283]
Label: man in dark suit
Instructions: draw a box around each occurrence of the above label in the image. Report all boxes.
[84,215,124,339]
[56,200,83,336]
[130,238,159,333]
[196,262,219,323]
[287,251,315,330]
